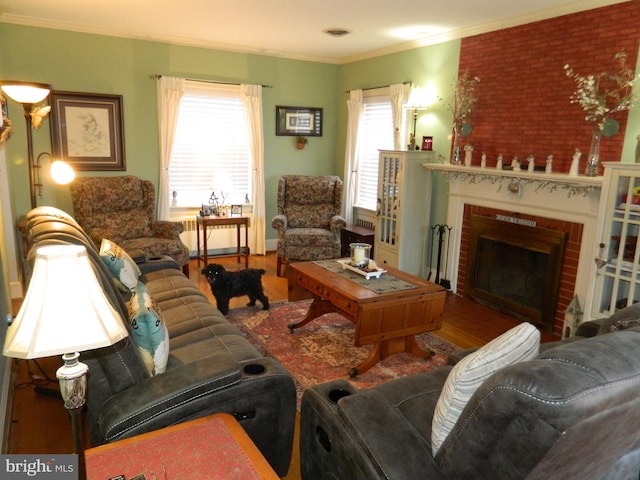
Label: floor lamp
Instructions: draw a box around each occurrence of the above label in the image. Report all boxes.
[0,81,53,208]
[3,244,129,480]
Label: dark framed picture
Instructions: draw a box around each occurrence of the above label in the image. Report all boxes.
[230,204,242,216]
[49,91,126,171]
[276,105,322,136]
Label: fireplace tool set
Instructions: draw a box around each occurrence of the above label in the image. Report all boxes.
[429,224,453,289]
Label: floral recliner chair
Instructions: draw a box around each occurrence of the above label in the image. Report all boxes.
[271,175,346,276]
[70,175,190,274]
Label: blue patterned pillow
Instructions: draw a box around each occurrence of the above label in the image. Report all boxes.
[100,238,141,291]
[127,281,169,376]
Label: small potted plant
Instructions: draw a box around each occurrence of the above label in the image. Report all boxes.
[296,135,308,149]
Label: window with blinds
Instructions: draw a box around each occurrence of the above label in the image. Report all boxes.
[354,95,394,211]
[169,82,251,208]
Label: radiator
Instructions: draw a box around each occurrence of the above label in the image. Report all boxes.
[177,216,250,256]
[353,208,376,231]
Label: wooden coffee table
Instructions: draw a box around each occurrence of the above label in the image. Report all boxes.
[287,261,446,377]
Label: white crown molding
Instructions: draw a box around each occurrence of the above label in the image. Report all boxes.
[0,0,631,65]
[0,13,339,64]
[337,0,632,64]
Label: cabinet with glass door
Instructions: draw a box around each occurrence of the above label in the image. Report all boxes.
[592,163,640,318]
[374,149,434,277]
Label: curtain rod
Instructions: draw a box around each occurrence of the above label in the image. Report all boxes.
[151,74,272,88]
[344,81,411,94]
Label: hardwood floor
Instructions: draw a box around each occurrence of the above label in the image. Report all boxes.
[6,252,559,477]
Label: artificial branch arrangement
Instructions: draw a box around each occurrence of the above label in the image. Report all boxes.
[564,50,639,134]
[446,69,480,127]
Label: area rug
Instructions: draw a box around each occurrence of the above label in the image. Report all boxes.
[226,299,461,406]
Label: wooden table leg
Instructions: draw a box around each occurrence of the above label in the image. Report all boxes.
[405,335,433,359]
[349,342,382,378]
[203,222,208,266]
[244,222,249,268]
[349,336,433,377]
[288,297,336,332]
[196,218,202,266]
[236,224,242,264]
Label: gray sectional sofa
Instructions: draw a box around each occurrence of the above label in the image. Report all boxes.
[300,312,640,479]
[23,206,296,476]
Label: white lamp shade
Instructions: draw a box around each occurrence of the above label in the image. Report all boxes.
[406,86,436,109]
[0,81,51,104]
[3,244,128,359]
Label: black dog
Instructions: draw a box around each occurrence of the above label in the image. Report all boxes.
[201,263,270,315]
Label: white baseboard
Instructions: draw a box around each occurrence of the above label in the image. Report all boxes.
[266,239,278,252]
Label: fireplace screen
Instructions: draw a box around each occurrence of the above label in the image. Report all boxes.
[464,215,566,331]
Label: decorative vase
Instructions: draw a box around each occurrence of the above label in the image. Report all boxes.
[451,125,461,165]
[585,129,601,177]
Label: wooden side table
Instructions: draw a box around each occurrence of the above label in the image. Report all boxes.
[85,413,279,480]
[341,224,375,258]
[196,215,249,268]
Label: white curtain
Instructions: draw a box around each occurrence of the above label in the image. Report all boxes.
[241,84,266,255]
[342,89,364,225]
[390,83,406,150]
[156,76,185,220]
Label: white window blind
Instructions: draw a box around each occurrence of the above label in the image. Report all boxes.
[355,94,394,211]
[169,82,251,207]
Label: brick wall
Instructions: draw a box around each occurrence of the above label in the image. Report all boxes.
[459,205,583,336]
[458,1,640,174]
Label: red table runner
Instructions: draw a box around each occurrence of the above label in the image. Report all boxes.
[86,415,269,480]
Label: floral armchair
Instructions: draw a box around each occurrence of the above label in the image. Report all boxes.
[271,175,346,276]
[70,175,190,274]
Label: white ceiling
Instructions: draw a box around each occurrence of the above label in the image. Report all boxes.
[0,0,629,64]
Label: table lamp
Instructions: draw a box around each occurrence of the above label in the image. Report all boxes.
[3,244,129,478]
[406,86,432,150]
[208,171,234,213]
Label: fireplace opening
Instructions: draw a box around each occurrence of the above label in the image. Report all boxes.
[464,215,567,331]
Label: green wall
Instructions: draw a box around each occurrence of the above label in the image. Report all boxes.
[5,21,635,248]
[0,23,465,246]
[0,23,339,236]
[335,41,461,227]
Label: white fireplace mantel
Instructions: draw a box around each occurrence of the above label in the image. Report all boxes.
[423,163,603,322]
[423,163,603,197]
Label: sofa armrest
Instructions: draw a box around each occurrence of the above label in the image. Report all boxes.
[301,379,446,480]
[95,352,242,443]
[139,257,180,274]
[330,215,347,233]
[150,220,184,239]
[271,214,287,234]
[88,228,125,245]
[575,319,605,337]
[93,354,297,476]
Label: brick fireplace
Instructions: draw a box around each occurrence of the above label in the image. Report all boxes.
[423,164,603,337]
[460,206,581,332]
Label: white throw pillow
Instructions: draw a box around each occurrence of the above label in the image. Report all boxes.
[431,322,540,455]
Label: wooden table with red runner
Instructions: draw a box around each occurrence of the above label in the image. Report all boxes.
[85,413,279,480]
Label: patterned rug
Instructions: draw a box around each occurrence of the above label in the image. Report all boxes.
[225,299,461,407]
